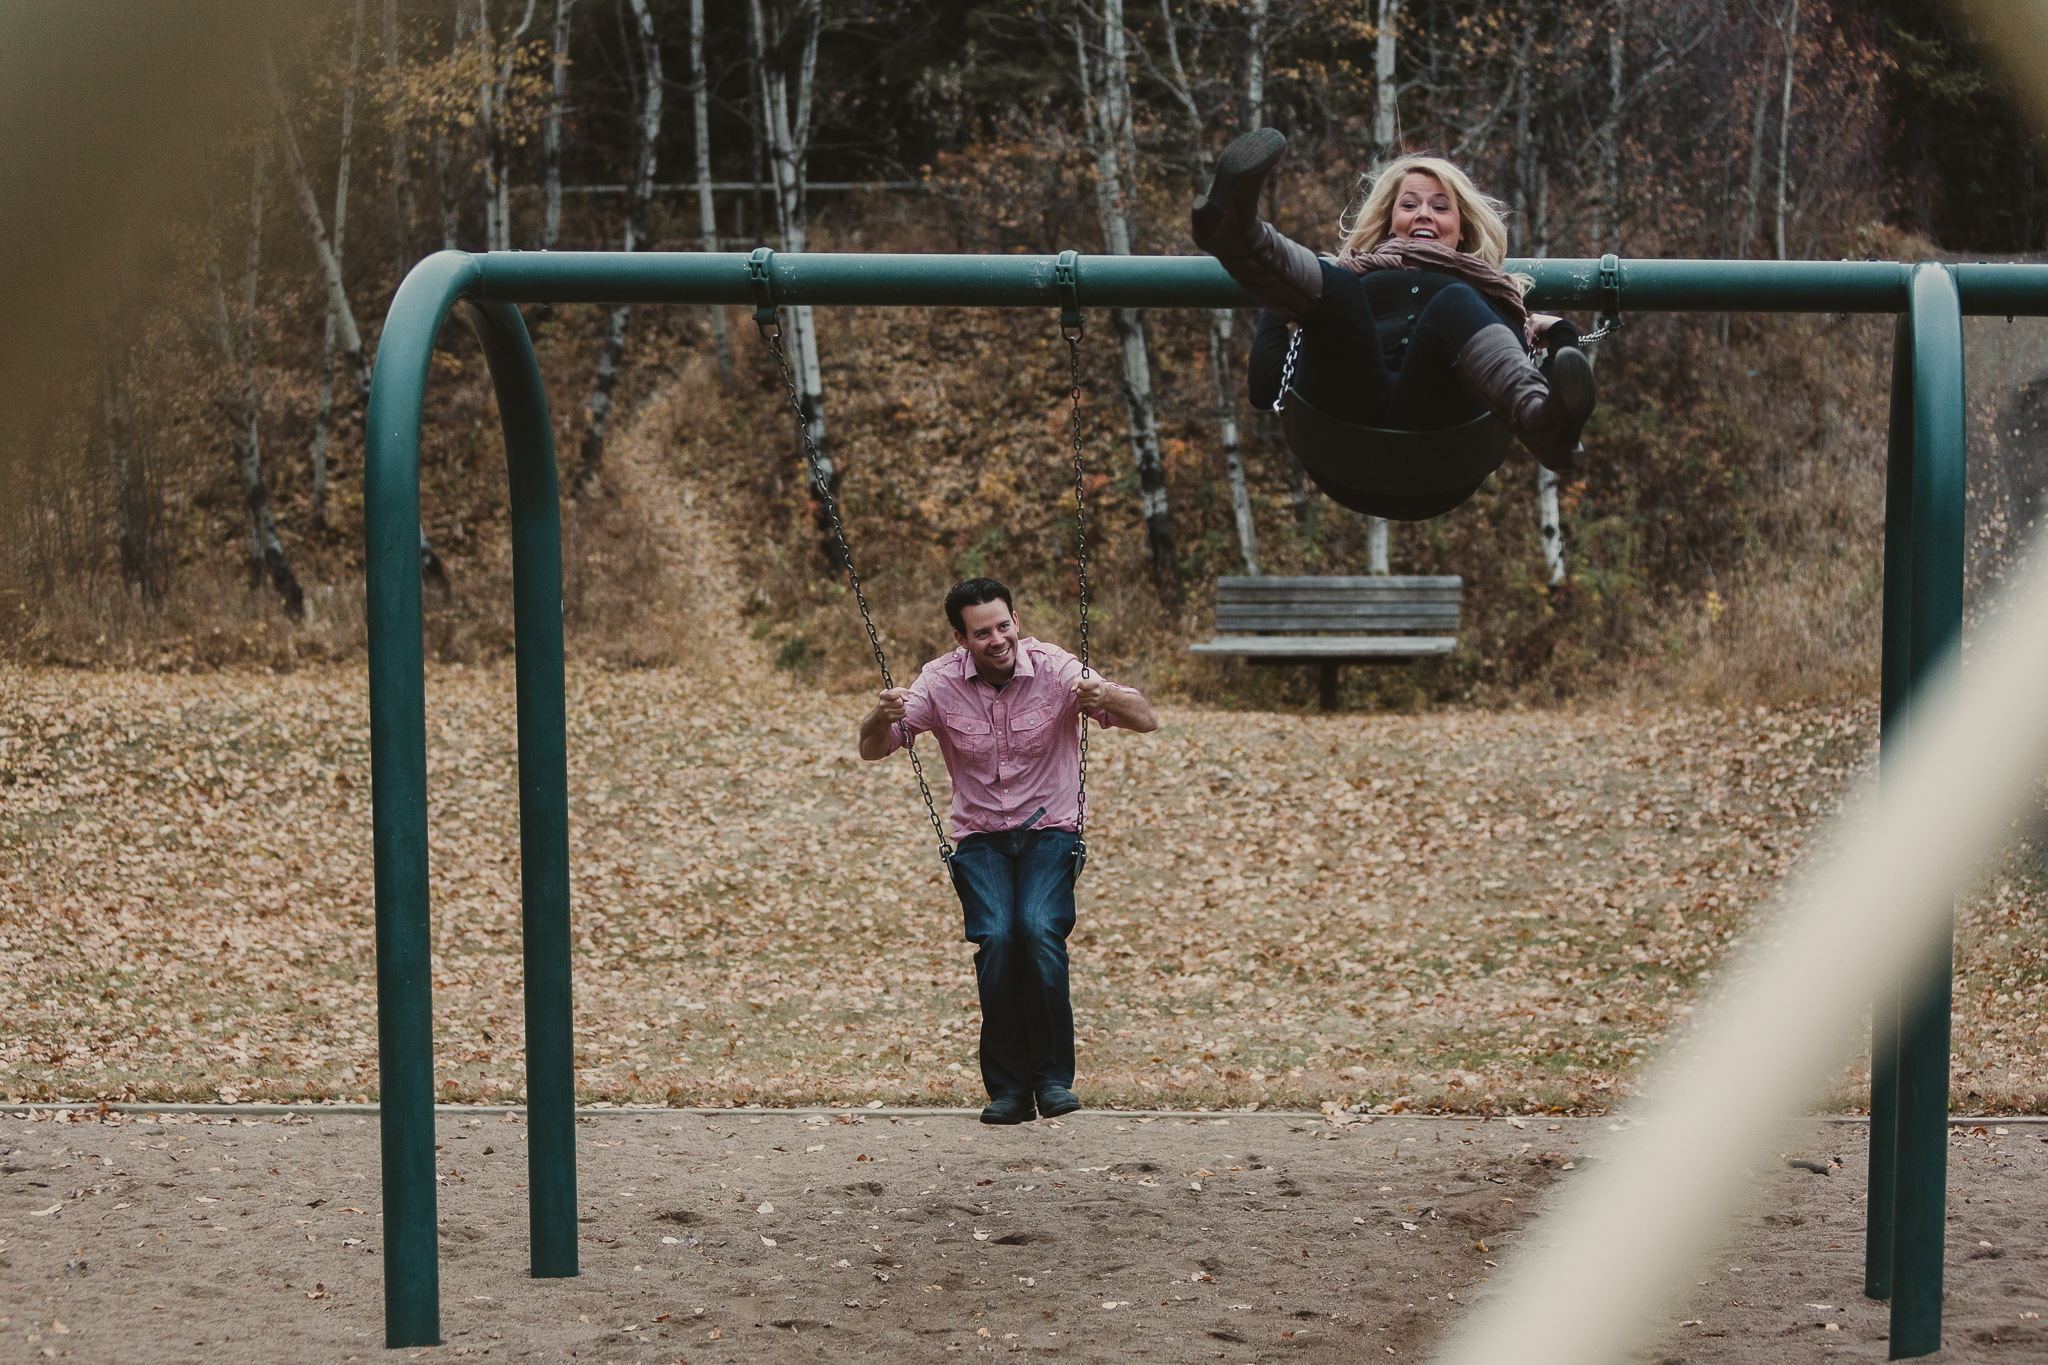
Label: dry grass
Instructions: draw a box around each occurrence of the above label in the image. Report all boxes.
[7,317,2046,1120]
[5,655,2044,1116]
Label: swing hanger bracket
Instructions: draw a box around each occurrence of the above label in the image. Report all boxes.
[1055,250,1085,342]
[1585,251,1625,343]
[748,246,780,340]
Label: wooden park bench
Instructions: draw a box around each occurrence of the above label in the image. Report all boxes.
[1187,575,1464,711]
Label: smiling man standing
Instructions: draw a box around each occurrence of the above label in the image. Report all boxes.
[857,577,1160,1124]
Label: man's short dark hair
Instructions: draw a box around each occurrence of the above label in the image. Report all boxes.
[945,577,1014,633]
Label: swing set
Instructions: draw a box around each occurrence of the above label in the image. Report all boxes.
[363,245,2048,1355]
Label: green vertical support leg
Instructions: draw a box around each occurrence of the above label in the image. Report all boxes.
[366,251,481,1350]
[462,299,579,1278]
[1889,262,1966,1360]
[1865,311,1914,1302]
[367,255,584,1346]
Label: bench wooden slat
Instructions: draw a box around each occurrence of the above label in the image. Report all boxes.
[1188,635,1457,658]
[1215,602,1460,619]
[1214,606,1460,631]
[1212,589,1458,605]
[1216,575,1463,591]
[1217,580,1462,595]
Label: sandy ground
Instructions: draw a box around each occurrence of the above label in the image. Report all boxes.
[2,1107,2043,1364]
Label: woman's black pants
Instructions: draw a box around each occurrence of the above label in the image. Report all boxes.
[1250,262,1577,428]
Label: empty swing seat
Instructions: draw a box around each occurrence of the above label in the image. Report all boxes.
[1281,387,1512,521]
[1189,574,1463,710]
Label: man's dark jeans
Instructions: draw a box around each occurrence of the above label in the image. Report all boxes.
[952,824,1080,1102]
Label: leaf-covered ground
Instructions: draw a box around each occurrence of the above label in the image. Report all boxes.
[3,656,2043,1114]
[6,378,2046,1117]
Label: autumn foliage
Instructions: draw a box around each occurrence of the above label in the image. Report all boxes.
[0,0,2037,712]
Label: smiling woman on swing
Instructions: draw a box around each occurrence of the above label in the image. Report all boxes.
[1192,129,1596,487]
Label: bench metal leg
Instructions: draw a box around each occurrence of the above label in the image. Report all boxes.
[1319,662,1339,711]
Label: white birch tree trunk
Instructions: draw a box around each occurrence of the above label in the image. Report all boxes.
[265,48,373,399]
[1535,193,1567,594]
[544,0,573,249]
[1078,0,1180,603]
[1373,0,1401,149]
[1245,0,1267,126]
[1528,113,1566,590]
[752,0,833,519]
[1238,0,1272,567]
[383,0,418,261]
[312,0,364,525]
[1537,465,1565,587]
[693,0,734,382]
[268,42,448,585]
[1157,0,1258,574]
[1600,0,1625,250]
[1212,309,1260,575]
[577,0,662,495]
[439,1,472,250]
[478,0,498,251]
[1364,0,1403,573]
[484,0,538,253]
[1775,0,1799,261]
[1247,0,1311,528]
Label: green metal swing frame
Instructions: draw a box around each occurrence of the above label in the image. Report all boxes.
[363,247,2048,1355]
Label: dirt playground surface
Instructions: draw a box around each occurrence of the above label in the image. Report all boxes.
[2,1106,2044,1363]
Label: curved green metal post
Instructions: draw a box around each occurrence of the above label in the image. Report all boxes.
[365,251,479,1349]
[460,298,579,1279]
[1865,311,1915,1303]
[1888,262,1966,1359]
[366,253,580,1347]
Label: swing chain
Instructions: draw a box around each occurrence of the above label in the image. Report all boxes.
[757,315,955,875]
[1273,325,1305,414]
[1064,323,1092,863]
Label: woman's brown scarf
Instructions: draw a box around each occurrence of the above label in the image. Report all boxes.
[1333,238,1529,333]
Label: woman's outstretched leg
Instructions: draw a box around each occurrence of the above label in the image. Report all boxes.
[1403,285,1593,472]
[1191,128,1323,320]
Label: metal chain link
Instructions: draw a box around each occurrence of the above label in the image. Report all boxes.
[1063,329,1092,863]
[1273,325,1304,413]
[760,322,955,874]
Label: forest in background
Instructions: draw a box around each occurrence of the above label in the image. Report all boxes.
[3,0,2044,710]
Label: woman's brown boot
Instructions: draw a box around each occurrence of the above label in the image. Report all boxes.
[1452,325,1596,472]
[1191,128,1324,320]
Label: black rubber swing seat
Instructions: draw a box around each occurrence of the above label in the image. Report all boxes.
[1280,386,1513,522]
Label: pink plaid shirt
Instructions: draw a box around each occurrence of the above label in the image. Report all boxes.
[883,638,1127,837]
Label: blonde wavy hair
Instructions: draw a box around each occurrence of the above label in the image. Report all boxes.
[1338,154,1529,292]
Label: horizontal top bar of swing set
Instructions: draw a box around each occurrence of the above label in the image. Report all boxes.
[461,250,2048,315]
